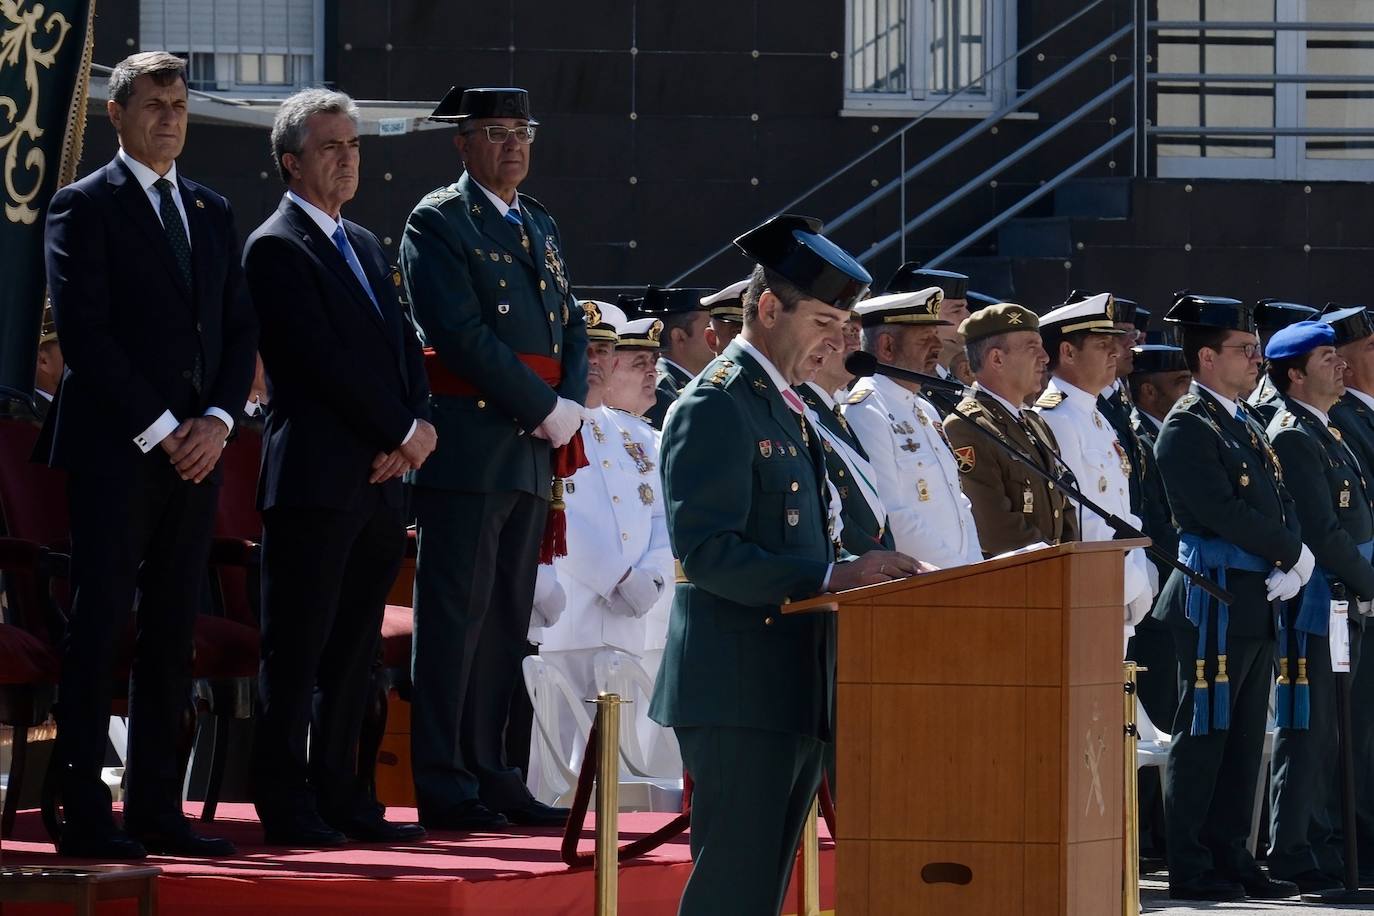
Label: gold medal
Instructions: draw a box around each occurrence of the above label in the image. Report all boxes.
[1341,483,1352,508]
[917,479,931,502]
[1023,485,1034,515]
[639,483,655,506]
[1098,476,1108,493]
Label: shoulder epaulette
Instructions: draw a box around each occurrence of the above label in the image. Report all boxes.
[1279,412,1297,429]
[1035,390,1065,409]
[956,398,983,417]
[420,184,461,207]
[1175,393,1201,411]
[847,388,873,405]
[705,359,737,387]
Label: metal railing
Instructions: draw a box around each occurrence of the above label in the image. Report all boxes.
[668,1,1374,284]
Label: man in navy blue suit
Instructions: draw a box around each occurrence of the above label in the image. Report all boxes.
[243,89,434,846]
[41,51,256,859]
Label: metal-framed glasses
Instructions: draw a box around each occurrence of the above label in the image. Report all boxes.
[1219,343,1261,359]
[466,124,536,144]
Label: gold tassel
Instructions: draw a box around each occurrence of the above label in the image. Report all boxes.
[1277,658,1290,685]
[1214,653,1229,686]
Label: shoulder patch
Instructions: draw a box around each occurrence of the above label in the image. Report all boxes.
[954,445,976,474]
[847,388,873,405]
[420,184,461,207]
[1035,390,1065,410]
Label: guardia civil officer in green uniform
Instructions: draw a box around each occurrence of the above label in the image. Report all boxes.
[640,286,716,429]
[1154,294,1311,902]
[1248,300,1319,424]
[400,87,588,830]
[649,215,920,915]
[794,309,893,555]
[1319,304,1374,881]
[1261,319,1374,892]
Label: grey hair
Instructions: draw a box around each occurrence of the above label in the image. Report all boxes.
[965,332,1011,374]
[860,325,893,354]
[270,88,360,182]
[108,51,186,107]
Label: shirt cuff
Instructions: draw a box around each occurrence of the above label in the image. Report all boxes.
[821,563,835,593]
[205,407,235,436]
[401,419,418,446]
[134,410,179,453]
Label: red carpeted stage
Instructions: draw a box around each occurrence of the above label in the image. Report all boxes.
[0,804,835,915]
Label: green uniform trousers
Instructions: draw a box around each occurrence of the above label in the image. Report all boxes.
[1164,630,1274,885]
[676,726,825,916]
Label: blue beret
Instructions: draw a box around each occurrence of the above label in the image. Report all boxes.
[1263,320,1336,360]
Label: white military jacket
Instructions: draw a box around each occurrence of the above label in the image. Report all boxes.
[541,405,674,654]
[843,373,983,569]
[1033,376,1153,618]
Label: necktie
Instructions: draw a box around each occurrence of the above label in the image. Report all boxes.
[153,178,192,288]
[154,178,201,392]
[332,225,382,317]
[505,207,531,253]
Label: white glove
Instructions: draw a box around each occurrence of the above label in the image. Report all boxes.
[530,564,567,630]
[1265,568,1302,602]
[534,397,587,448]
[1126,590,1154,627]
[1358,599,1374,618]
[1145,561,1160,597]
[608,567,664,619]
[1292,544,1316,585]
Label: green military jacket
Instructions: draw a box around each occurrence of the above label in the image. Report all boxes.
[1151,383,1303,636]
[399,172,588,497]
[1130,408,1180,583]
[649,340,839,740]
[1267,397,1374,601]
[942,387,1078,556]
[795,382,894,555]
[644,358,692,430]
[1248,373,1284,426]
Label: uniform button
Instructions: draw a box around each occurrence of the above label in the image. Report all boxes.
[548,311,556,321]
[622,532,629,541]
[1053,510,1060,518]
[540,280,548,291]
[181,370,192,379]
[1048,483,1055,490]
[602,459,611,468]
[196,322,203,333]
[499,279,507,287]
[764,616,774,626]
[553,344,560,354]
[790,481,799,492]
[612,495,620,503]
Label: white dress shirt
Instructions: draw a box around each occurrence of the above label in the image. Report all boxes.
[844,373,983,569]
[474,179,521,220]
[118,148,235,452]
[1034,376,1153,619]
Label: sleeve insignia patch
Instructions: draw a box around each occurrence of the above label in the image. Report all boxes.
[954,445,976,473]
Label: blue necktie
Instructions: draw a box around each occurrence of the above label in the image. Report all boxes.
[332,224,381,316]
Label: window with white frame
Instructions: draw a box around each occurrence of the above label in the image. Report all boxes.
[846,0,1015,114]
[139,0,323,94]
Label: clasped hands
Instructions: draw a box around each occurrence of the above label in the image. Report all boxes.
[1265,544,1316,602]
[160,416,231,484]
[369,419,439,484]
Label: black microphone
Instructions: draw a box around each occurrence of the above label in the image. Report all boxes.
[844,351,965,394]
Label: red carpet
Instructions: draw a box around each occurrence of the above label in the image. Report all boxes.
[0,803,835,915]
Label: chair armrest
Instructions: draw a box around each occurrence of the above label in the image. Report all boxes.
[209,537,261,568]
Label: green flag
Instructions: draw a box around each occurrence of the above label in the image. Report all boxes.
[0,0,95,409]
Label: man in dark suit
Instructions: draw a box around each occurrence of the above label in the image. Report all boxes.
[243,89,433,846]
[40,52,256,858]
[400,87,587,830]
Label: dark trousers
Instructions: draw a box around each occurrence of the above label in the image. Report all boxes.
[410,487,544,818]
[251,491,405,824]
[56,463,218,830]
[675,726,825,916]
[1350,623,1374,867]
[1269,628,1342,878]
[1164,629,1274,885]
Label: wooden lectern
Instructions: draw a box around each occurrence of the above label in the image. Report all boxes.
[788,540,1143,915]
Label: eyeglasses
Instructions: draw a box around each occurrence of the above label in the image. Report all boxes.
[464,125,536,145]
[1218,343,1262,359]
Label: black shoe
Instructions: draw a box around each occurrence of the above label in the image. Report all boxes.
[57,827,148,860]
[1289,869,1343,893]
[328,814,427,843]
[1168,874,1246,901]
[1233,870,1299,899]
[124,817,237,858]
[421,799,510,832]
[499,800,570,828]
[261,812,348,848]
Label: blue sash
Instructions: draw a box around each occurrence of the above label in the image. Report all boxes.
[1179,534,1272,735]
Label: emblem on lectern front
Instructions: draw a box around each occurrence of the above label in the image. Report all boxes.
[1083,704,1107,817]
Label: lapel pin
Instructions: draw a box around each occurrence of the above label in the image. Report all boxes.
[194,198,205,209]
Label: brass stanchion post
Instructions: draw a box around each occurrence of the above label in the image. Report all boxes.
[595,693,622,916]
[797,796,821,916]
[1123,663,1145,916]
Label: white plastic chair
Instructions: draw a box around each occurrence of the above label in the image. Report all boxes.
[593,649,683,780]
[522,654,683,812]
